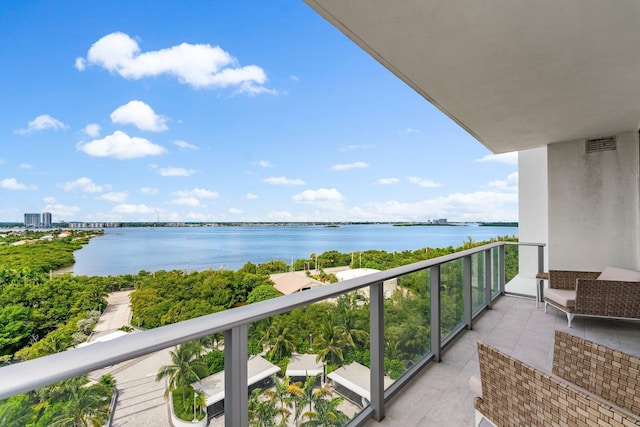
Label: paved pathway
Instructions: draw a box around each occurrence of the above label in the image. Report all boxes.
[88,290,172,426]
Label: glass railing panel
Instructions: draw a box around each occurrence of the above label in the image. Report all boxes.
[247,295,366,427]
[385,269,431,382]
[0,373,118,427]
[440,259,464,341]
[471,252,485,314]
[505,244,519,283]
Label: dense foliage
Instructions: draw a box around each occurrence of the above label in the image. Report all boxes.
[0,374,116,427]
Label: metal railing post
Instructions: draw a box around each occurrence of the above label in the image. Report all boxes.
[430,265,441,362]
[225,325,248,427]
[484,249,492,308]
[537,244,545,303]
[499,245,506,294]
[370,281,385,421]
[463,255,472,329]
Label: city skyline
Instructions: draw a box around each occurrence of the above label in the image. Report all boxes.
[0,1,517,223]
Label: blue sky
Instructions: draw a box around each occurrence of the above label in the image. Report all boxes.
[0,1,517,223]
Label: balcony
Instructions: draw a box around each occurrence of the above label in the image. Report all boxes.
[7,240,619,427]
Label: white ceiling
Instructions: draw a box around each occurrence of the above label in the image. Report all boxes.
[305,0,640,153]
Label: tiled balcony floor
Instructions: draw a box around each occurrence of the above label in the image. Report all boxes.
[364,295,640,427]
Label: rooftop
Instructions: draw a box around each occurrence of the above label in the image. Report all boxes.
[364,295,640,426]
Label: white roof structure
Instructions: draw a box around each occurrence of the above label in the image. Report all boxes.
[77,330,129,348]
[334,268,398,299]
[192,355,280,406]
[327,362,394,401]
[305,1,640,154]
[270,272,325,295]
[285,353,323,377]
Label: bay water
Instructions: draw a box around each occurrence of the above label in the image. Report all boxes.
[70,224,517,276]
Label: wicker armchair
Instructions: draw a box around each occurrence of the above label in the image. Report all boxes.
[473,331,640,426]
[544,268,640,327]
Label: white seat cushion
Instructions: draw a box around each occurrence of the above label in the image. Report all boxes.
[545,288,576,308]
[597,267,640,281]
[469,374,482,398]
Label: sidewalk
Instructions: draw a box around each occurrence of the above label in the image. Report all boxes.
[89,290,172,426]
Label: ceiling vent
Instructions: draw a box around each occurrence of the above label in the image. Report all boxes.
[585,136,616,153]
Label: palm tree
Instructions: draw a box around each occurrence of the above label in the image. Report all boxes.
[314,322,349,365]
[156,342,208,401]
[0,394,34,427]
[264,376,292,426]
[336,294,369,348]
[301,394,349,427]
[286,380,304,426]
[248,388,279,427]
[48,382,110,427]
[261,317,296,362]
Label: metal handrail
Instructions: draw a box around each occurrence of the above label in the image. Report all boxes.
[0,241,545,427]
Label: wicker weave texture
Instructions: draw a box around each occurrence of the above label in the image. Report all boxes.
[475,340,640,426]
[545,270,640,320]
[553,330,640,417]
[548,270,600,290]
[574,279,640,317]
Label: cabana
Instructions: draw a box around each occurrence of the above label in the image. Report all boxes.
[285,353,324,384]
[192,355,280,418]
[327,362,394,408]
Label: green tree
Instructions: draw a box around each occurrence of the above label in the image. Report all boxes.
[301,394,348,427]
[248,388,279,427]
[261,317,296,363]
[47,382,111,427]
[156,342,208,401]
[314,322,349,365]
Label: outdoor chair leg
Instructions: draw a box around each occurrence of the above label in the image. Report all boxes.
[567,313,574,328]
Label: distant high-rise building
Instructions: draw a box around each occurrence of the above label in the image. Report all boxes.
[42,212,52,228]
[24,213,40,228]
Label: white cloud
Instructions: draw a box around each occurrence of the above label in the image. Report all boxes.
[112,204,155,214]
[293,188,344,203]
[233,82,278,96]
[62,177,106,193]
[377,178,400,185]
[111,100,168,132]
[82,123,101,138]
[172,188,218,199]
[407,176,442,188]
[403,128,420,134]
[487,172,518,192]
[43,196,57,204]
[246,193,258,199]
[76,32,274,93]
[43,202,80,219]
[339,145,372,152]
[475,152,518,165]
[229,208,243,214]
[99,191,129,202]
[264,210,294,221]
[359,190,518,222]
[172,140,200,150]
[0,178,37,190]
[170,197,200,206]
[331,162,369,171]
[289,75,299,81]
[159,167,196,177]
[19,163,33,169]
[15,114,67,135]
[263,176,305,185]
[254,160,274,168]
[77,131,166,159]
[140,187,159,195]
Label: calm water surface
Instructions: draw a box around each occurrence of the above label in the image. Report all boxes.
[70,224,518,276]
